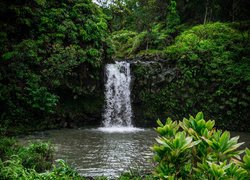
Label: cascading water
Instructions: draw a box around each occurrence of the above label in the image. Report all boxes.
[103,61,132,127]
[99,61,142,132]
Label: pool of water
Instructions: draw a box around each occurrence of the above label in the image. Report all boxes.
[19,128,157,178]
[19,128,250,178]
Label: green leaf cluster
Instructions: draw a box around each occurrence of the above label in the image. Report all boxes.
[111,21,184,58]
[0,136,85,179]
[152,112,250,179]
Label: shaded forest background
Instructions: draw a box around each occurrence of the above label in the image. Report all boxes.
[0,0,249,134]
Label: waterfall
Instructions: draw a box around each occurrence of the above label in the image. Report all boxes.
[102,61,133,127]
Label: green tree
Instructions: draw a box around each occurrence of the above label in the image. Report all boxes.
[0,0,112,133]
[166,0,180,30]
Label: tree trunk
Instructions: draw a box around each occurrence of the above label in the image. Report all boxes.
[232,0,239,22]
[204,0,209,24]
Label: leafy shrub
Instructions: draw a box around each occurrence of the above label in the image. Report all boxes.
[111,23,178,58]
[0,138,84,179]
[0,137,16,160]
[0,155,38,180]
[0,138,54,173]
[0,157,83,180]
[112,30,146,58]
[38,159,84,180]
[18,142,54,172]
[118,172,153,180]
[152,112,250,179]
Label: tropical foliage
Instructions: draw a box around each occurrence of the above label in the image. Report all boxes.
[0,0,249,179]
[152,112,250,179]
[0,136,86,179]
[136,22,250,130]
[0,0,112,134]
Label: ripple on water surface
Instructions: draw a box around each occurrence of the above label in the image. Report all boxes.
[19,128,157,178]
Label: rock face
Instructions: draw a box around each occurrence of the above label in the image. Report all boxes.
[128,55,249,131]
[129,56,178,127]
[55,63,105,128]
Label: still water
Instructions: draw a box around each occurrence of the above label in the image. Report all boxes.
[20,128,156,178]
[19,128,250,178]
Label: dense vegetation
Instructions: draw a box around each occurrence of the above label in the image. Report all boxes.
[133,22,250,130]
[0,0,249,133]
[152,112,250,179]
[0,0,112,134]
[0,138,85,179]
[0,0,249,179]
[100,1,249,131]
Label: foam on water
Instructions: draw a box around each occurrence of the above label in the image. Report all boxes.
[97,127,144,133]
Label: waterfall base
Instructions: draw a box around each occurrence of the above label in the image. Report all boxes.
[97,127,144,133]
